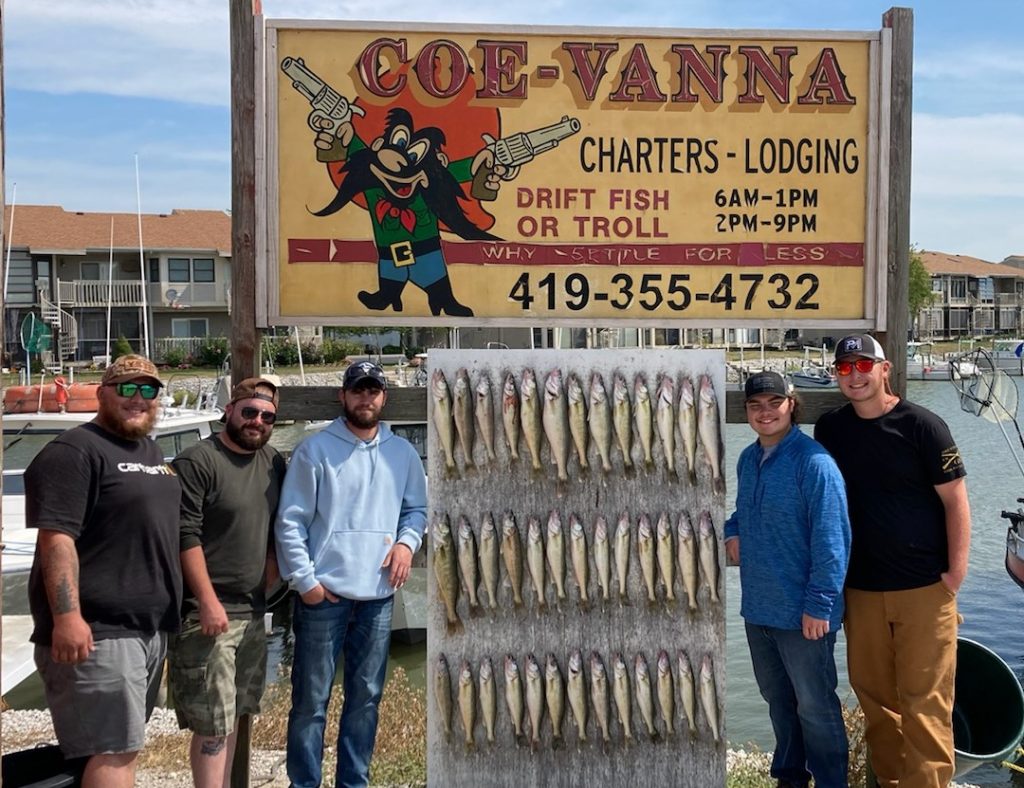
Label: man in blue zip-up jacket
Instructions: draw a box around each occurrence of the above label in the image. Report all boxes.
[275,362,427,788]
[724,371,851,788]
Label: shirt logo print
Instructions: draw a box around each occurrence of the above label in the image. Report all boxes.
[940,447,963,472]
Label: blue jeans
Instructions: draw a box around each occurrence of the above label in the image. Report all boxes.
[286,595,393,788]
[745,623,849,788]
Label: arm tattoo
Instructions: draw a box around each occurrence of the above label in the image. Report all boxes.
[55,576,76,614]
[42,538,81,615]
[200,738,227,755]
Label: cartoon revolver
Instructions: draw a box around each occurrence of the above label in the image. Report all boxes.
[281,57,365,163]
[471,116,582,201]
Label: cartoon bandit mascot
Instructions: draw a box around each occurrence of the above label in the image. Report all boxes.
[308,106,517,318]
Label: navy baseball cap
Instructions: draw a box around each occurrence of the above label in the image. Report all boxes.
[835,334,886,362]
[343,361,387,390]
[744,371,791,401]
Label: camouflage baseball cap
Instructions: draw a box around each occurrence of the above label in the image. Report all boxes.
[101,354,163,387]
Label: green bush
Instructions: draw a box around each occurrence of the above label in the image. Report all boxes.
[382,344,404,356]
[192,336,229,367]
[323,338,361,364]
[112,336,133,361]
[301,340,325,365]
[269,339,299,367]
[161,346,189,368]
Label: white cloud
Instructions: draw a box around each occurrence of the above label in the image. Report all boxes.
[912,113,1024,198]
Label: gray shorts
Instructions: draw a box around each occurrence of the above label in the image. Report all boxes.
[34,632,166,759]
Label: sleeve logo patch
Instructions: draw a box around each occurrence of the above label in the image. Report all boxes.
[941,446,963,472]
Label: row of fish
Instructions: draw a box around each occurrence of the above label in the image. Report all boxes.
[431,367,724,489]
[434,649,721,750]
[432,509,721,629]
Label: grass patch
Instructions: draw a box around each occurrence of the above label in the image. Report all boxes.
[137,667,426,786]
[252,666,426,787]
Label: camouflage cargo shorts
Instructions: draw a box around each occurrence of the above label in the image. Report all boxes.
[167,615,267,737]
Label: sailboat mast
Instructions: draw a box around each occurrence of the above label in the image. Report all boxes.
[135,154,151,358]
[3,182,16,301]
[106,216,114,362]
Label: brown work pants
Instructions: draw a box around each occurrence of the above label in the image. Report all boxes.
[845,583,958,788]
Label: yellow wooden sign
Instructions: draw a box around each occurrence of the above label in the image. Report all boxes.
[263,22,887,327]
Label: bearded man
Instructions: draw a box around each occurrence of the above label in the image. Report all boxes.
[275,361,427,788]
[27,354,182,788]
[167,377,287,788]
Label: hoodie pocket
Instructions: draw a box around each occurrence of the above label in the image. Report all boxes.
[315,530,395,599]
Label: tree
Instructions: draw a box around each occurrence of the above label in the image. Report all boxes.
[908,247,936,339]
[112,335,133,361]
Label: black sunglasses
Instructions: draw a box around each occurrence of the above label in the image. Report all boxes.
[239,406,277,424]
[113,382,161,400]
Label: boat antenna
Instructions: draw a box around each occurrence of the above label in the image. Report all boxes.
[135,154,151,358]
[949,347,1024,479]
[3,182,16,301]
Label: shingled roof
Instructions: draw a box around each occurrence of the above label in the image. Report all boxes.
[919,250,1024,279]
[2,205,231,256]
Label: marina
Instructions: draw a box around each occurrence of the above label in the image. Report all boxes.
[4,369,1024,784]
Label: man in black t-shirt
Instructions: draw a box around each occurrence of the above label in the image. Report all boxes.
[27,354,182,788]
[168,377,286,788]
[815,334,970,788]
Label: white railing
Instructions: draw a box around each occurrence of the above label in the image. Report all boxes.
[58,279,144,306]
[39,290,79,361]
[56,279,229,308]
[154,336,207,362]
[148,281,229,308]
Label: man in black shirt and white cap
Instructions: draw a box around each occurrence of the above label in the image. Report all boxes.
[815,334,971,788]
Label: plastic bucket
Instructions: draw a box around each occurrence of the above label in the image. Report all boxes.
[953,637,1024,778]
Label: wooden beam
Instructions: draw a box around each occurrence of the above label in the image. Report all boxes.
[879,7,914,395]
[228,5,261,783]
[229,0,259,386]
[277,385,846,425]
[1,0,7,772]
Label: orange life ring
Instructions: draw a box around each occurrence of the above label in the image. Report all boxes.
[3,382,101,414]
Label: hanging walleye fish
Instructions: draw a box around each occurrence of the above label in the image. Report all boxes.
[475,372,497,464]
[588,372,615,473]
[431,370,457,475]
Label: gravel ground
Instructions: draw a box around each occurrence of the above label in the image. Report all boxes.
[2,709,981,787]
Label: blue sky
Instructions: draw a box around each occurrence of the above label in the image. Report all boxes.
[5,0,1023,261]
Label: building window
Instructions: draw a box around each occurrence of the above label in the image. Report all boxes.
[171,318,208,338]
[149,258,160,283]
[193,258,214,283]
[80,262,101,281]
[168,258,191,283]
[950,279,966,299]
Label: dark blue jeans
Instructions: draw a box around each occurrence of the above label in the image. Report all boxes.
[745,622,849,788]
[286,595,393,788]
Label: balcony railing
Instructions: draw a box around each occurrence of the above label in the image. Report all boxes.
[58,279,144,307]
[54,279,229,309]
[148,282,229,308]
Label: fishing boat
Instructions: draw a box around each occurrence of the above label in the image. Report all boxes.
[906,342,978,381]
[989,339,1024,376]
[789,364,837,389]
[1,385,224,693]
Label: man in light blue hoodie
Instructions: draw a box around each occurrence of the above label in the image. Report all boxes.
[724,371,851,788]
[275,361,427,788]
